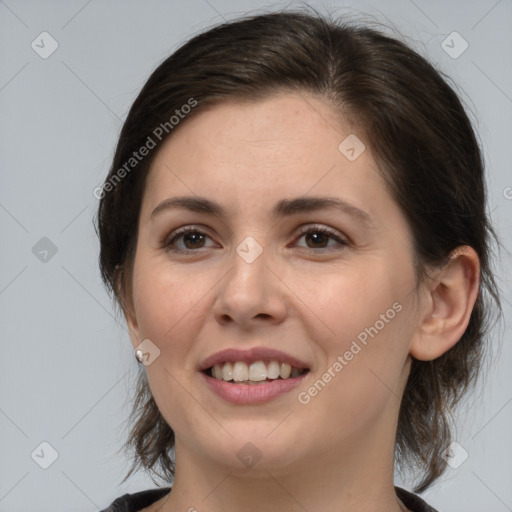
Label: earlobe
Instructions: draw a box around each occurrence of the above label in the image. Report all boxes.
[410,246,480,361]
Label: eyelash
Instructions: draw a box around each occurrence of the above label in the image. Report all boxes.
[161,225,348,254]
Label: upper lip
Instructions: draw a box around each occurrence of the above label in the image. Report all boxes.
[198,347,310,372]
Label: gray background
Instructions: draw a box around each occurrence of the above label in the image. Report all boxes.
[1,1,511,511]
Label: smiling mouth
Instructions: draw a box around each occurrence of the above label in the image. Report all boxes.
[204,360,309,384]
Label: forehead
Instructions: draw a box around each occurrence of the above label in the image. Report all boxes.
[143,92,384,208]
[155,92,352,161]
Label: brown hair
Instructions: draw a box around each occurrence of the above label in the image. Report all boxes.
[95,9,501,492]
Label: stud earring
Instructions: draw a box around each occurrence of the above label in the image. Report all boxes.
[134,348,145,364]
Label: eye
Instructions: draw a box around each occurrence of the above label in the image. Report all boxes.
[293,225,348,250]
[162,226,217,253]
[162,224,348,254]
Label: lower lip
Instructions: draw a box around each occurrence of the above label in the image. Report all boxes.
[201,371,308,404]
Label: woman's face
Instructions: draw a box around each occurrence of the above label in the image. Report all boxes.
[126,92,423,475]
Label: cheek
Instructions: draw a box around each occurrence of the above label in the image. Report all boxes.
[293,256,410,345]
[131,261,207,434]
[132,258,206,343]
[296,309,411,450]
[291,259,413,426]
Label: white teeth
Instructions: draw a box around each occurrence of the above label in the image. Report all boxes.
[222,362,233,381]
[280,363,292,379]
[267,360,280,379]
[249,361,267,381]
[213,364,223,379]
[210,360,306,382]
[232,361,249,382]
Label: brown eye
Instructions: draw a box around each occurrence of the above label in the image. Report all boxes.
[304,231,330,248]
[180,231,206,249]
[163,227,216,253]
[294,226,347,251]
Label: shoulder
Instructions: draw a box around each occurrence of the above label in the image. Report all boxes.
[395,486,439,512]
[100,487,171,512]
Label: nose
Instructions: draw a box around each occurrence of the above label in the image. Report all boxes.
[212,241,287,330]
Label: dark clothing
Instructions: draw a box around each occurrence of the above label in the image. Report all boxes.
[100,486,439,511]
[100,488,170,512]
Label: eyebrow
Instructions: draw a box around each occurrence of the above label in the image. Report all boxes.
[150,195,374,227]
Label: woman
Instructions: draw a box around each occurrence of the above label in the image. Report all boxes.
[96,9,501,512]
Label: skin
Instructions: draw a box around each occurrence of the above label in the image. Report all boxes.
[122,92,480,512]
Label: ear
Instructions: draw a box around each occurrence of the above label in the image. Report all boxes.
[124,299,141,351]
[410,246,480,361]
[115,265,141,351]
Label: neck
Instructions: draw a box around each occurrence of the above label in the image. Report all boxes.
[161,416,407,512]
